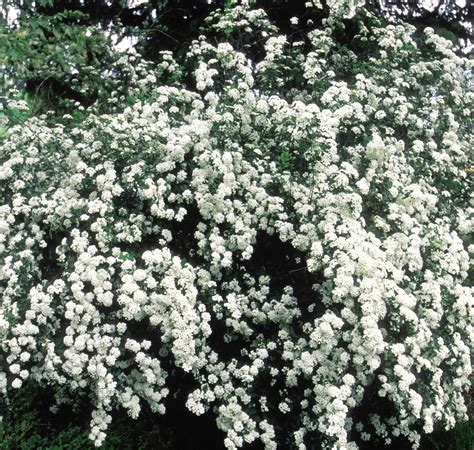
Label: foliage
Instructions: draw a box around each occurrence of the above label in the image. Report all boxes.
[1,1,471,114]
[0,383,175,449]
[0,386,472,449]
[423,417,474,450]
[372,0,473,41]
[0,1,472,450]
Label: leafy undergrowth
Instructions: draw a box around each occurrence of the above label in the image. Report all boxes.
[0,384,169,450]
[0,383,228,450]
[0,385,472,450]
[422,419,474,450]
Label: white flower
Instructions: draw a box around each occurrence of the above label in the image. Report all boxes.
[11,378,22,389]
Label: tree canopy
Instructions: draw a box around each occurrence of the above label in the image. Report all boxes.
[0,0,472,113]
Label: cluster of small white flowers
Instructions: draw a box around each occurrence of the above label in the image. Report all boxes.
[0,1,472,449]
[306,0,365,19]
[208,0,277,39]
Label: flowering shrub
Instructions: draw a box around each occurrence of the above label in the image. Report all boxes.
[0,1,472,449]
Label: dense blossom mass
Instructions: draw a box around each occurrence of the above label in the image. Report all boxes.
[0,0,472,449]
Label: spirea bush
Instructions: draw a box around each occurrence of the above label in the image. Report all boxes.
[0,1,473,449]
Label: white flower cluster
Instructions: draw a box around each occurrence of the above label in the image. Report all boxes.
[0,1,472,449]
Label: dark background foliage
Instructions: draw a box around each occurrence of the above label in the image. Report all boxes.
[0,381,472,449]
[1,0,472,113]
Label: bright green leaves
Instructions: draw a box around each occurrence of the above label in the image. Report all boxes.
[278,151,293,171]
[1,10,114,114]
